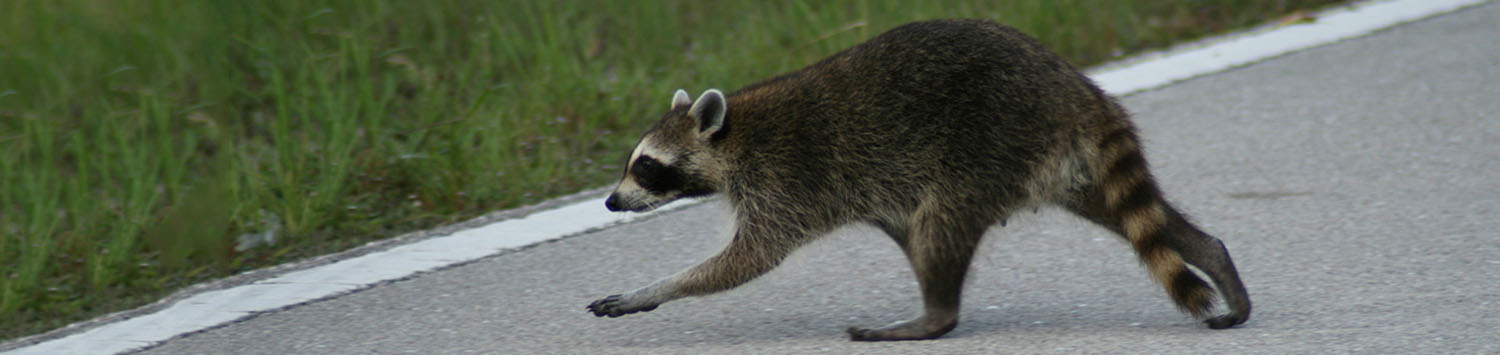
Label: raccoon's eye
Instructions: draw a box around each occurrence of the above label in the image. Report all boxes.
[632,156,664,179]
[632,156,685,193]
[636,156,662,170]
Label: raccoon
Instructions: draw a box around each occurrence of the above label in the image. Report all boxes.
[587,19,1250,341]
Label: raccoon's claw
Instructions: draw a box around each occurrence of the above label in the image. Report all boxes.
[846,314,958,341]
[1204,312,1249,329]
[587,294,658,317]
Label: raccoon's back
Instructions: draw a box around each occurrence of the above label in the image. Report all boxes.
[720,20,1122,208]
[735,20,1114,153]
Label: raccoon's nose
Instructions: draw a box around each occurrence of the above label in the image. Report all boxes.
[604,194,624,212]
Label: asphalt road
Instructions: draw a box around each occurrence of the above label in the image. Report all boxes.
[139,3,1499,354]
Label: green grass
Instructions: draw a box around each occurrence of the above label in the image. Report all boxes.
[0,0,1346,340]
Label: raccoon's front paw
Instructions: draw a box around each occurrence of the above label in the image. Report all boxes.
[586,294,658,317]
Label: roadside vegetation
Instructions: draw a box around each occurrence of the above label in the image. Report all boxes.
[0,0,1346,340]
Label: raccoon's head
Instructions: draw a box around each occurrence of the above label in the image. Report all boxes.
[605,89,728,212]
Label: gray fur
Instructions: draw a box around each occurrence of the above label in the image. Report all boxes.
[590,19,1251,341]
[671,89,691,110]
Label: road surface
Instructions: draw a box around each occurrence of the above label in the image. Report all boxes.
[52,1,1500,354]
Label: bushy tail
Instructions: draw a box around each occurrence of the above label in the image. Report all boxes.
[1065,125,1250,326]
[1100,152,1216,317]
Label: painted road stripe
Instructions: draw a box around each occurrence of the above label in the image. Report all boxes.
[5,0,1488,353]
[1089,0,1489,94]
[6,197,698,355]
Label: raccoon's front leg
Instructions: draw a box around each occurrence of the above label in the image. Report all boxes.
[587,224,804,318]
[585,283,664,317]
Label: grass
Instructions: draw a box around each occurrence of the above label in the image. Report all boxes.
[0,0,1348,340]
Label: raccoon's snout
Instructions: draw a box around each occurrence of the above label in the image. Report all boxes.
[604,192,653,212]
[604,193,627,212]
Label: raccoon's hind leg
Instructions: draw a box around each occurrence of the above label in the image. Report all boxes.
[1063,148,1251,328]
[848,208,986,341]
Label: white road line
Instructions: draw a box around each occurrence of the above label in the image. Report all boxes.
[5,197,698,355]
[4,0,1488,353]
[1088,0,1489,95]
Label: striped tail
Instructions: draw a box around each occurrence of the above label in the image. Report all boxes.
[1064,124,1249,324]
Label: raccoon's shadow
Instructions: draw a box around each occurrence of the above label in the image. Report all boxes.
[586,296,1193,348]
[585,260,1192,347]
[585,216,1206,347]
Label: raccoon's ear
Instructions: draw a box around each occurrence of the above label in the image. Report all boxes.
[689,89,726,137]
[671,89,691,110]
